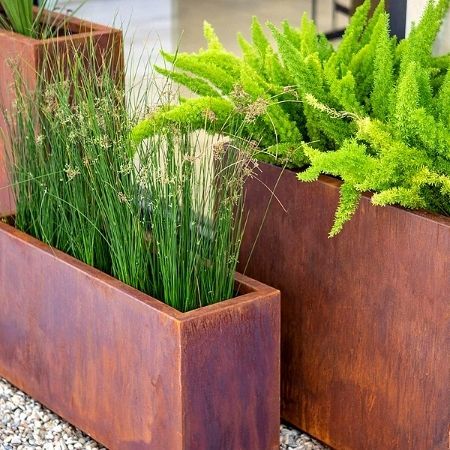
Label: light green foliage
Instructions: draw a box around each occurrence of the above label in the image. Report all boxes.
[299,89,450,234]
[327,0,370,76]
[256,142,308,168]
[203,20,224,50]
[132,2,394,155]
[160,50,239,94]
[133,18,322,159]
[397,0,450,74]
[251,16,270,56]
[436,69,450,126]
[131,97,235,142]
[371,12,394,120]
[132,0,450,233]
[155,66,221,97]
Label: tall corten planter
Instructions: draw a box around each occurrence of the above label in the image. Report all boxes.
[0,221,280,450]
[239,162,450,450]
[0,9,123,216]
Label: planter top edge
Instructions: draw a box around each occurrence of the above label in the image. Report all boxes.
[0,222,277,321]
[0,8,120,44]
[180,272,280,321]
[260,162,450,229]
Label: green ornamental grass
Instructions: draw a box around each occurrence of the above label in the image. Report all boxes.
[4,41,257,312]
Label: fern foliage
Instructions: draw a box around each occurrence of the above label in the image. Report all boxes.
[133,0,450,234]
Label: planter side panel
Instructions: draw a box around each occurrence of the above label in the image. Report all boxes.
[0,225,183,450]
[181,289,280,450]
[0,34,37,216]
[239,163,450,450]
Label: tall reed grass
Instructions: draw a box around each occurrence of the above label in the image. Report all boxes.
[4,40,257,312]
[138,131,255,311]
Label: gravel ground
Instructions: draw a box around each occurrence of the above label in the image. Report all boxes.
[1,378,328,450]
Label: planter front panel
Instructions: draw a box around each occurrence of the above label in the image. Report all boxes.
[0,14,123,217]
[0,224,183,449]
[239,163,450,450]
[0,223,280,450]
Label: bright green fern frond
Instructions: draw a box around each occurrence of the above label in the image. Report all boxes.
[414,168,450,194]
[398,0,450,73]
[331,0,371,75]
[296,144,323,181]
[329,71,363,114]
[302,138,376,184]
[263,103,303,143]
[409,108,450,157]
[359,0,386,46]
[161,50,237,94]
[238,33,262,71]
[281,20,302,49]
[436,68,450,127]
[251,16,270,56]
[131,97,234,143]
[394,62,420,142]
[239,63,303,142]
[371,186,426,209]
[257,142,307,168]
[264,46,291,86]
[155,66,221,97]
[317,33,334,62]
[195,50,242,76]
[371,12,394,120]
[348,43,374,104]
[239,63,270,98]
[299,13,319,57]
[329,183,361,237]
[203,21,224,50]
[269,23,326,98]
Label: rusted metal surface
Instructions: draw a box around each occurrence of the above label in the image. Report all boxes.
[239,162,450,450]
[0,10,123,216]
[0,222,280,450]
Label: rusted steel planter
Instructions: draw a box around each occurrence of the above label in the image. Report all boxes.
[0,222,280,450]
[0,9,123,216]
[239,162,450,450]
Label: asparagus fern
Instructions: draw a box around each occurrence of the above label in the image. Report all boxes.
[132,0,450,234]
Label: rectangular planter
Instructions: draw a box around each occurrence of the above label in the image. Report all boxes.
[239,162,450,450]
[0,9,123,216]
[0,221,280,450]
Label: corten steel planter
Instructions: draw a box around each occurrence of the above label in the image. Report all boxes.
[0,9,123,216]
[0,221,280,450]
[239,162,450,450]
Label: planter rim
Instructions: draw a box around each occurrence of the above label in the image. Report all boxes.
[0,221,278,321]
[267,163,450,228]
[0,7,120,44]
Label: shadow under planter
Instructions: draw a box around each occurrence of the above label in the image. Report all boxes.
[239,162,450,450]
[0,222,280,450]
[0,9,123,216]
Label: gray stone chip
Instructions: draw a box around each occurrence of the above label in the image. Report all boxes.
[1,378,327,449]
